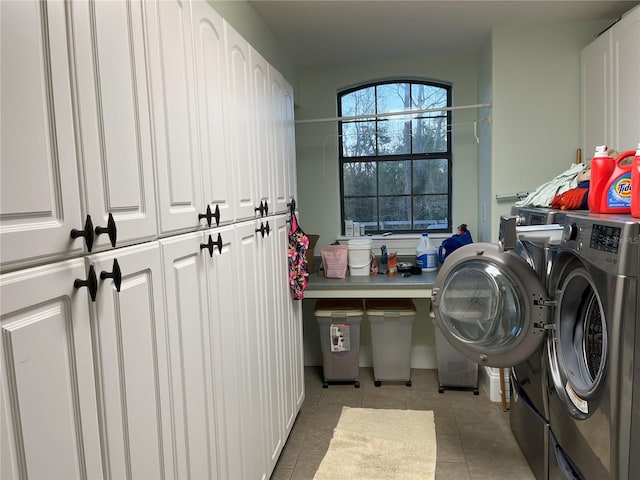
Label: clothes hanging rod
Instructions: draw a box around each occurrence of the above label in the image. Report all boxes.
[295,103,492,125]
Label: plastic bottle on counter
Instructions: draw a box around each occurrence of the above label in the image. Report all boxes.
[416,233,438,272]
[588,145,614,213]
[631,144,640,218]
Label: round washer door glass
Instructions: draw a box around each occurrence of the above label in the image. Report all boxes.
[433,242,549,367]
[556,268,607,400]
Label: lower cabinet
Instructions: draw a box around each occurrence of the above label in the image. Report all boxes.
[87,243,175,479]
[1,259,103,479]
[1,225,303,480]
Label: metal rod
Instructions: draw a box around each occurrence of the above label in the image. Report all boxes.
[295,103,492,125]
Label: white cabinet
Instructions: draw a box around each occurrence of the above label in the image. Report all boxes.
[582,5,640,156]
[202,225,243,480]
[226,23,260,222]
[283,79,299,207]
[0,1,84,271]
[69,0,157,250]
[270,66,290,215]
[144,0,205,235]
[191,1,236,226]
[160,230,223,479]
[581,31,610,158]
[1,260,103,479]
[234,220,268,480]
[87,243,174,479]
[611,6,640,151]
[251,47,274,218]
[1,1,301,477]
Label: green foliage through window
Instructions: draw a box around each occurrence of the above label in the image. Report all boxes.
[339,80,452,233]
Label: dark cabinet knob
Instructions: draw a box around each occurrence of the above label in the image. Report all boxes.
[100,259,122,292]
[255,221,270,238]
[70,215,95,252]
[94,213,117,248]
[200,233,223,257]
[199,204,221,227]
[254,201,268,218]
[74,265,98,301]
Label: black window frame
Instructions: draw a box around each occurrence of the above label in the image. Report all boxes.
[338,79,452,235]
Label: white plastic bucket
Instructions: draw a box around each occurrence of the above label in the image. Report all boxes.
[347,238,373,276]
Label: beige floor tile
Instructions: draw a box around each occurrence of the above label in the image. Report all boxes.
[272,367,535,480]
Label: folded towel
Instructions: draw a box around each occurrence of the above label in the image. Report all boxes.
[515,163,586,208]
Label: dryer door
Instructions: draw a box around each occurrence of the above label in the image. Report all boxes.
[432,242,550,367]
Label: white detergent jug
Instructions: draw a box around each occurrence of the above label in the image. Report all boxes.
[416,233,438,272]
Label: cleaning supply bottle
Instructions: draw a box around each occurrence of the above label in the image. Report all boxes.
[416,233,438,272]
[588,145,614,213]
[603,148,634,213]
[632,143,640,218]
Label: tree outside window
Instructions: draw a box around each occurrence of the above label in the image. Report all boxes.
[339,80,452,234]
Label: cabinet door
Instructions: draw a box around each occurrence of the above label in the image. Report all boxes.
[251,47,273,218]
[0,0,83,271]
[1,259,102,479]
[192,1,236,226]
[261,216,284,473]
[611,6,640,151]
[69,0,157,249]
[225,23,258,222]
[581,32,611,157]
[88,243,174,479]
[234,221,267,480]
[203,224,241,480]
[144,0,204,235]
[273,215,300,436]
[160,231,220,479]
[270,66,289,215]
[283,79,298,206]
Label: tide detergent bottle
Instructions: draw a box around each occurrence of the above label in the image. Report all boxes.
[632,144,640,218]
[588,145,634,213]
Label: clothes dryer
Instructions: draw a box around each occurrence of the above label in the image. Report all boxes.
[544,213,640,479]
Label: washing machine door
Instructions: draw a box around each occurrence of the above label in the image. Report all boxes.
[432,242,550,367]
[546,254,608,419]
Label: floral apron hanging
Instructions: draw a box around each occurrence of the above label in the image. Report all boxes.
[288,211,309,300]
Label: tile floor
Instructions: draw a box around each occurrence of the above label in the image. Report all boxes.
[271,366,535,480]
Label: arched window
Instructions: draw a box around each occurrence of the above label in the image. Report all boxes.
[338,80,452,234]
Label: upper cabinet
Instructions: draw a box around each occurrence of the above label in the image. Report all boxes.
[611,6,640,152]
[69,0,157,250]
[582,5,640,156]
[225,23,259,222]
[191,2,236,226]
[0,1,84,272]
[144,0,205,235]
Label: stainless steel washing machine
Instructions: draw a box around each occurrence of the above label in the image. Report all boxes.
[429,218,573,480]
[544,213,640,479]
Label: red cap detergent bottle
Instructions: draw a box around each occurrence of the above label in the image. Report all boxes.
[588,145,634,213]
[631,143,640,218]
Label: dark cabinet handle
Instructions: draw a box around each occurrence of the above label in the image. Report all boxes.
[70,215,95,252]
[94,213,117,247]
[255,221,270,238]
[200,233,223,257]
[254,201,268,218]
[100,259,122,292]
[74,265,98,301]
[198,204,221,227]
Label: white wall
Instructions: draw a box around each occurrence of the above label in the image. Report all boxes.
[481,20,612,241]
[295,55,480,249]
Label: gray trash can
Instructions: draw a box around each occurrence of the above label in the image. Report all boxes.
[366,299,416,387]
[434,322,479,394]
[315,299,364,388]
